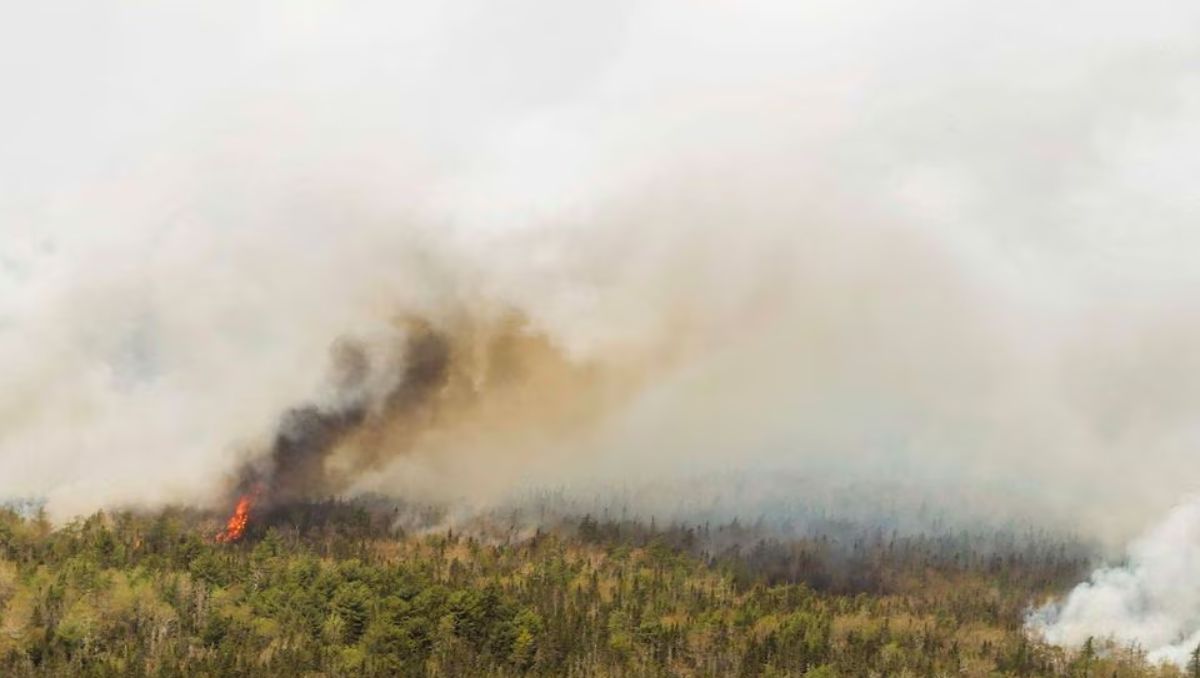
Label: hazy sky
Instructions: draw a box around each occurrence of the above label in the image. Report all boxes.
[2,1,1199,537]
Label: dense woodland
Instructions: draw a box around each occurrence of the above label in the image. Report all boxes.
[0,501,1186,677]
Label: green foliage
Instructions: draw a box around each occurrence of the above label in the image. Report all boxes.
[0,505,1177,677]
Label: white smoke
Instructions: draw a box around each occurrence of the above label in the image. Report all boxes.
[1,0,1199,550]
[1029,497,1200,667]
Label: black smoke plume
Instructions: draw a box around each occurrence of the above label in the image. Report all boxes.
[230,319,452,509]
[223,310,648,515]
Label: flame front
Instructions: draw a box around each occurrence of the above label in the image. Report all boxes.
[216,494,253,543]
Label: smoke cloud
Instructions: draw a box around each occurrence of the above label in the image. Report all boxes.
[1,0,1199,568]
[1029,497,1200,667]
[235,311,655,508]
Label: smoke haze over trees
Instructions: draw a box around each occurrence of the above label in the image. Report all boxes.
[3,0,1200,667]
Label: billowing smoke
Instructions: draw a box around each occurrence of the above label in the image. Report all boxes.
[1,0,1200,569]
[232,311,653,508]
[1028,498,1200,667]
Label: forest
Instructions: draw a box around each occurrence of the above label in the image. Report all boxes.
[0,501,1187,677]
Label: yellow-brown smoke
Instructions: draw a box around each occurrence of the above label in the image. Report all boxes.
[234,308,671,508]
[3,0,1200,549]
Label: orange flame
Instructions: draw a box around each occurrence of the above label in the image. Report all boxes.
[215,494,253,543]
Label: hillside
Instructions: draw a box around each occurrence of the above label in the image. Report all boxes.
[0,504,1176,677]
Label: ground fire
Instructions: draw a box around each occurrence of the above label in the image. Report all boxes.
[215,493,253,543]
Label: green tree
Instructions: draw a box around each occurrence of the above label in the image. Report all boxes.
[332,581,372,644]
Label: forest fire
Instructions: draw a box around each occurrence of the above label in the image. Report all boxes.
[215,493,254,543]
